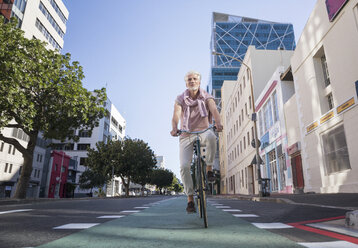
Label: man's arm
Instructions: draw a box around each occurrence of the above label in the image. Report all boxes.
[170,102,182,136]
[207,98,223,132]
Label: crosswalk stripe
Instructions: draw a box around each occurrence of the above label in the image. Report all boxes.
[53,223,99,229]
[216,206,231,208]
[252,223,294,229]
[223,209,242,212]
[97,215,125,218]
[120,210,140,213]
[135,207,149,209]
[233,214,259,217]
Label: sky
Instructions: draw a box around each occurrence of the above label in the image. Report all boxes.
[61,0,317,178]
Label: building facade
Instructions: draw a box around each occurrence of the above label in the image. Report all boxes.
[290,0,358,193]
[209,12,296,108]
[255,66,296,194]
[219,47,293,195]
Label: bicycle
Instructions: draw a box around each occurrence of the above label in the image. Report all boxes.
[177,125,216,228]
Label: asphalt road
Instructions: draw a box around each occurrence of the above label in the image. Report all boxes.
[0,195,357,248]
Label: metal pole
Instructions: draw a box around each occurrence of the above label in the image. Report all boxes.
[112,165,114,197]
[212,52,263,197]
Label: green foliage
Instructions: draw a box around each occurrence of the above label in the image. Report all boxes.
[169,176,183,193]
[79,169,107,190]
[150,168,174,193]
[0,17,107,198]
[86,138,157,197]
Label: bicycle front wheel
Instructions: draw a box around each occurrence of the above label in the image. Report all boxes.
[198,161,208,228]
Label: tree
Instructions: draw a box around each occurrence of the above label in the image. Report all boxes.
[169,176,183,194]
[86,138,157,197]
[79,169,106,196]
[150,168,174,194]
[118,138,157,197]
[0,18,106,198]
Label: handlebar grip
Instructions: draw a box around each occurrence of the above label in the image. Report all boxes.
[176,130,182,135]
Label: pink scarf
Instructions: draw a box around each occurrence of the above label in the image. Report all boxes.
[183,88,209,130]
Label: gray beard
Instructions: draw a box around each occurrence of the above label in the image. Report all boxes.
[188,86,199,91]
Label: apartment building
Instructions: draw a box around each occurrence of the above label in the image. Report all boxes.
[219,46,293,195]
[290,0,358,193]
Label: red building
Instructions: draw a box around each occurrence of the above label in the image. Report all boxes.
[47,151,70,198]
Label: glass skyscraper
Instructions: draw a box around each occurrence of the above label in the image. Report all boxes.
[209,12,296,108]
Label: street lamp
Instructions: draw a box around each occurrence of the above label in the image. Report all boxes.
[212,51,263,197]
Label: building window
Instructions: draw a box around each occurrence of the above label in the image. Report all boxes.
[272,91,279,122]
[35,18,61,50]
[0,142,4,152]
[77,144,90,151]
[80,157,87,166]
[327,93,334,110]
[8,145,12,154]
[249,96,251,109]
[39,1,65,38]
[321,55,330,87]
[4,163,8,173]
[79,130,91,138]
[322,125,351,175]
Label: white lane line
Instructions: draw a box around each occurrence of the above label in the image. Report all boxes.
[0,209,33,215]
[210,203,223,206]
[233,214,259,217]
[54,223,99,229]
[222,209,242,212]
[216,206,231,209]
[120,210,140,213]
[97,215,125,218]
[252,223,294,229]
[134,207,149,209]
[298,241,358,248]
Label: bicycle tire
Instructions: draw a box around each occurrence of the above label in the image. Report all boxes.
[200,161,208,228]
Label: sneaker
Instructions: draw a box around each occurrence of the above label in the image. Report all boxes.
[186,201,196,213]
[207,170,215,182]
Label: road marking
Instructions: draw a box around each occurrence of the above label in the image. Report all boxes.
[222,209,242,212]
[307,222,358,238]
[54,223,99,229]
[134,207,149,209]
[288,216,358,244]
[0,209,33,215]
[215,206,231,208]
[120,210,141,213]
[298,241,358,248]
[97,215,125,218]
[233,214,259,217]
[252,223,294,229]
[210,203,223,206]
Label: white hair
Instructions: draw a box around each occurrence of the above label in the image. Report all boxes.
[184,71,201,83]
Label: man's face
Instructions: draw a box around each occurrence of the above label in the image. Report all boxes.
[186,74,200,91]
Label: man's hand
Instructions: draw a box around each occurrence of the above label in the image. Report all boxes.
[215,123,223,132]
[170,128,179,137]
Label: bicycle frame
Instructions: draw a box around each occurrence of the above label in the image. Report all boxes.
[178,125,214,228]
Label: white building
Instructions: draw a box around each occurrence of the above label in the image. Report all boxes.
[52,97,126,197]
[155,156,165,169]
[290,0,358,193]
[0,0,68,197]
[255,66,297,194]
[219,46,293,195]
[1,0,69,50]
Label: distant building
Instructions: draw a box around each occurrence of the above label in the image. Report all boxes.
[156,156,165,169]
[290,0,358,193]
[209,12,296,109]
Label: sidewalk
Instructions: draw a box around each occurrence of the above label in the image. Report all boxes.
[212,193,358,210]
[212,192,358,238]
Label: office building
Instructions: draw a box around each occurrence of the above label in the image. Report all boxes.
[209,12,296,109]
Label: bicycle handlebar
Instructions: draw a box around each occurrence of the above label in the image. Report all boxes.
[177,124,216,136]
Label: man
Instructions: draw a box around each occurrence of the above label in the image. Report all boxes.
[170,71,223,213]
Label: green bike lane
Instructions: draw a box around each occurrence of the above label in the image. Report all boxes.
[37,197,303,248]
